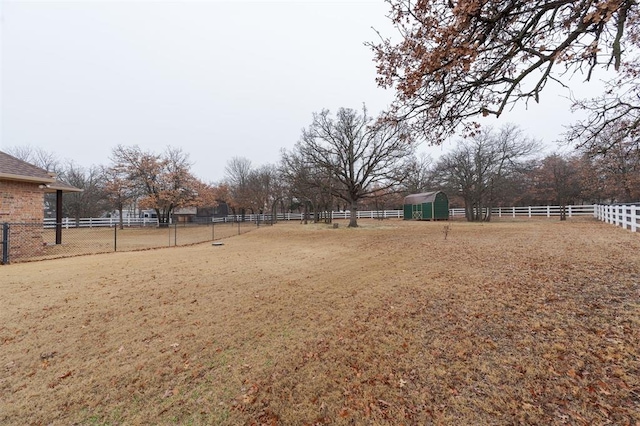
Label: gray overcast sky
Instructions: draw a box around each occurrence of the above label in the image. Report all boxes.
[1,0,602,183]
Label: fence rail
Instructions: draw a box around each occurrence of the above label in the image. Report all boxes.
[5,204,636,264]
[449,204,596,218]
[594,204,639,232]
[42,206,599,228]
[43,216,160,228]
[42,210,405,228]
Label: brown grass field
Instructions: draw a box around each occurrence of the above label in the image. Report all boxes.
[1,218,639,425]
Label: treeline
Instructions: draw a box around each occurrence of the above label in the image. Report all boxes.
[7,107,639,225]
[431,124,639,221]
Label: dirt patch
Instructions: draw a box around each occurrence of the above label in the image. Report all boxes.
[1,219,639,425]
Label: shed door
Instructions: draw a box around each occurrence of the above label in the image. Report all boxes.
[434,193,449,219]
[422,203,433,219]
[403,204,412,219]
[412,204,423,219]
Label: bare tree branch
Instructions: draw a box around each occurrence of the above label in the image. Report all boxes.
[370,0,638,144]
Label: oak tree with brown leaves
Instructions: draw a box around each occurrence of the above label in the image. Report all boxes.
[111,145,203,226]
[370,0,639,148]
[102,164,137,229]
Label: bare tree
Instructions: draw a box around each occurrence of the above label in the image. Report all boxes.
[245,165,278,216]
[263,167,288,223]
[529,154,583,220]
[362,185,405,219]
[402,153,435,195]
[58,162,108,222]
[291,106,415,227]
[369,0,639,145]
[224,157,253,218]
[567,71,640,152]
[280,149,335,224]
[578,127,640,202]
[281,150,318,224]
[102,165,138,229]
[435,125,538,221]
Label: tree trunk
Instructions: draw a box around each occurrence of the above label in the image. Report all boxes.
[484,203,493,222]
[270,199,280,225]
[623,180,633,203]
[464,200,473,222]
[348,201,358,228]
[157,209,169,227]
[560,204,567,221]
[374,197,383,221]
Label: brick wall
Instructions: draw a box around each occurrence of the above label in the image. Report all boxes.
[1,180,45,259]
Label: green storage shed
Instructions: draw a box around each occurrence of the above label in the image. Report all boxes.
[403,191,449,220]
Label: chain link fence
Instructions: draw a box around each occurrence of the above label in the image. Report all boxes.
[1,218,270,264]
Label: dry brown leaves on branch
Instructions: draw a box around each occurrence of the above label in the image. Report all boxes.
[370,0,639,144]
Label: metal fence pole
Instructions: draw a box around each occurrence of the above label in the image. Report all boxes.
[114,225,117,252]
[174,221,178,246]
[2,223,9,264]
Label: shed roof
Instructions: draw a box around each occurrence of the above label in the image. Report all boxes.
[0,151,56,184]
[403,191,443,205]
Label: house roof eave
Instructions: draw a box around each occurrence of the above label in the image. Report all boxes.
[0,172,57,185]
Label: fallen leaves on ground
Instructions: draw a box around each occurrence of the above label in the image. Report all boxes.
[1,219,638,425]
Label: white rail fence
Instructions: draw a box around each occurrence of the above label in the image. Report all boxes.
[41,210,404,228]
[594,204,639,232]
[449,205,596,218]
[44,216,160,228]
[39,205,610,229]
[217,210,404,222]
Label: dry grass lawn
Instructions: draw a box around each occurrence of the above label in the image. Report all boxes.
[1,219,639,425]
